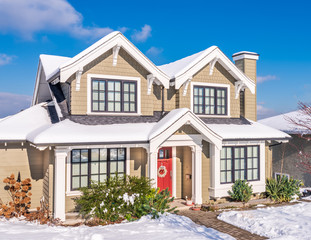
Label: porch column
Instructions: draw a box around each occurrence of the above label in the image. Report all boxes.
[126,147,131,176]
[54,148,68,221]
[172,146,177,198]
[148,152,158,188]
[193,145,202,204]
[210,143,221,198]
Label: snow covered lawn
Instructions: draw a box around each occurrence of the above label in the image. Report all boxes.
[218,202,311,240]
[0,214,234,240]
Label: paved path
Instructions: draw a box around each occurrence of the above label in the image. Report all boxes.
[178,209,267,240]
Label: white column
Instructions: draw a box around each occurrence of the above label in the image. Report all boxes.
[172,146,177,198]
[54,148,68,222]
[148,152,158,188]
[126,147,131,176]
[210,143,221,199]
[193,145,202,204]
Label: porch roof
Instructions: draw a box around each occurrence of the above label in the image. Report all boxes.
[207,120,291,141]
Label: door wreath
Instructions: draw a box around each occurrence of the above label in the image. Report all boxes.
[158,166,167,178]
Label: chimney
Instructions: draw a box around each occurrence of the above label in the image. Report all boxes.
[232,51,259,121]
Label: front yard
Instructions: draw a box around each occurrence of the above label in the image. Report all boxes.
[218,201,311,239]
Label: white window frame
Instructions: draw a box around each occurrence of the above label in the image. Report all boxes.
[87,74,141,115]
[190,82,230,118]
[275,172,290,180]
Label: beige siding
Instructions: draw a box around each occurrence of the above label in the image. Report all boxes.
[0,143,46,208]
[174,125,200,135]
[130,148,147,177]
[178,62,240,117]
[176,147,183,198]
[234,58,257,121]
[70,48,160,116]
[182,147,192,199]
[202,141,210,203]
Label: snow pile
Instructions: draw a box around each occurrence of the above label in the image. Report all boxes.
[218,202,311,239]
[300,188,311,200]
[0,214,234,240]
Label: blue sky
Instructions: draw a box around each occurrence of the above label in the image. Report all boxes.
[0,0,310,118]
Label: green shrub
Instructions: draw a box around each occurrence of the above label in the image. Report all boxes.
[266,176,302,202]
[228,179,253,202]
[74,174,176,224]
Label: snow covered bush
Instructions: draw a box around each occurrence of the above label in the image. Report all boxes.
[266,176,302,202]
[228,179,253,202]
[75,175,176,224]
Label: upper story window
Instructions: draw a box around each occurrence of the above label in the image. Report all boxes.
[193,85,227,115]
[220,145,259,184]
[92,79,137,113]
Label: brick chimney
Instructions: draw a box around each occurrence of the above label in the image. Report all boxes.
[232,51,259,121]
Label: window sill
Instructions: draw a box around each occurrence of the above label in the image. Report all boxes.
[196,114,231,118]
[66,191,82,197]
[86,112,141,116]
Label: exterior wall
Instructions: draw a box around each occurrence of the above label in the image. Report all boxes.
[178,62,240,118]
[43,148,54,212]
[265,144,273,179]
[182,146,192,199]
[234,58,257,121]
[272,135,311,186]
[202,141,210,203]
[70,48,159,116]
[130,148,147,178]
[174,125,199,135]
[176,147,183,198]
[0,143,46,208]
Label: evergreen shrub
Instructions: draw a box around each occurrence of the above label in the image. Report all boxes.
[228,179,253,202]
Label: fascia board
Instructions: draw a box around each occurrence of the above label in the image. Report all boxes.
[32,61,43,106]
[174,48,256,94]
[59,33,170,88]
[150,112,222,152]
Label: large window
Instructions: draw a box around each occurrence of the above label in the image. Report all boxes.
[71,148,126,190]
[220,146,259,184]
[92,79,137,113]
[193,85,227,115]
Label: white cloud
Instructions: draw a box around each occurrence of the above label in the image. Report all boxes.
[257,75,278,84]
[0,0,121,40]
[131,25,152,42]
[257,103,279,119]
[0,54,14,66]
[146,47,163,57]
[0,92,32,118]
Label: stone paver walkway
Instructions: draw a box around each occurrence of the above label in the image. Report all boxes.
[178,209,267,240]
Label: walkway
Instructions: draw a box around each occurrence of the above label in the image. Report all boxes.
[177,209,267,240]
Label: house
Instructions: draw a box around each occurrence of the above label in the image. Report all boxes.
[0,31,290,221]
[259,111,311,186]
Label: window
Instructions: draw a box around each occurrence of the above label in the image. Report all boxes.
[71,148,126,190]
[220,146,259,184]
[193,85,227,115]
[275,172,290,180]
[92,79,137,113]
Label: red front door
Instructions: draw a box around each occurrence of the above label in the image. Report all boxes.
[157,147,172,195]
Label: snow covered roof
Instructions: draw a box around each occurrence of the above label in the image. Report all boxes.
[258,110,311,134]
[158,48,213,78]
[40,54,71,79]
[207,120,291,141]
[0,103,52,141]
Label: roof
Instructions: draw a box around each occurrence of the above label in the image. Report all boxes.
[0,103,52,141]
[258,110,311,134]
[208,120,291,141]
[33,31,255,100]
[40,54,71,79]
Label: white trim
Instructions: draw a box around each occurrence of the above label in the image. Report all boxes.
[32,61,42,106]
[87,74,141,115]
[172,146,176,198]
[209,142,266,199]
[59,32,170,88]
[112,44,121,66]
[190,82,231,118]
[174,48,256,95]
[232,52,259,61]
[274,172,290,179]
[126,147,131,176]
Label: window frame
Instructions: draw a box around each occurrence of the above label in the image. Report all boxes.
[220,145,260,184]
[191,82,230,117]
[87,74,141,115]
[70,148,126,191]
[91,79,137,113]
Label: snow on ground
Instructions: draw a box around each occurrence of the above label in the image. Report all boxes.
[0,214,234,240]
[218,202,311,240]
[301,188,311,200]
